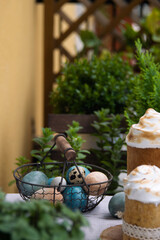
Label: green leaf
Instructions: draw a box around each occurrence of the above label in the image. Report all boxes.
[32,138,45,147]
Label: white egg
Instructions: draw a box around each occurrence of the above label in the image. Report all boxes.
[51,176,67,192]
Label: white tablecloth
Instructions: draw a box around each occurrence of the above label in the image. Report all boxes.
[5,194,122,240]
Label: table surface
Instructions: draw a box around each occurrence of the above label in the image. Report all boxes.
[5,194,122,240]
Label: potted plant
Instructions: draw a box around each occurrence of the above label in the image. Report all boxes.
[49,52,135,133]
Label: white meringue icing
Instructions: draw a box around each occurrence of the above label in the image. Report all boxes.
[124,165,160,205]
[126,108,160,148]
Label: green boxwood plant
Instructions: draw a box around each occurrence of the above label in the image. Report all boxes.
[50,53,135,115]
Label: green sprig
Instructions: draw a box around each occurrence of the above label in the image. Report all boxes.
[91,108,126,194]
[125,39,160,127]
[0,191,88,240]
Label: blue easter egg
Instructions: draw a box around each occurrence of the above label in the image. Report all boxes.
[20,171,48,196]
[83,167,90,176]
[48,177,55,186]
[66,166,90,184]
[108,192,125,218]
[63,186,87,211]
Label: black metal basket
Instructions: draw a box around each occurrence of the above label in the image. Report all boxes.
[13,134,112,212]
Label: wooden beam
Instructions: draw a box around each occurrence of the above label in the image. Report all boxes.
[79,0,109,26]
[60,46,75,61]
[99,0,143,38]
[149,0,160,8]
[113,0,126,7]
[59,10,73,25]
[54,0,69,12]
[44,0,54,126]
[53,0,107,48]
[59,9,81,34]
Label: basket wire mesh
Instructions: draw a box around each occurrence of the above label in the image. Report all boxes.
[14,134,113,212]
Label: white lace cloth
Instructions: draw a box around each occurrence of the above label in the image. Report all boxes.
[122,219,160,240]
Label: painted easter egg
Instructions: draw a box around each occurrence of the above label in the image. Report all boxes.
[108,192,125,218]
[50,176,67,192]
[63,186,87,211]
[20,171,48,196]
[32,188,63,204]
[48,177,55,186]
[66,166,90,184]
[83,171,108,196]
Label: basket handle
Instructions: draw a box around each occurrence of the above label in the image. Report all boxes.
[54,133,76,161]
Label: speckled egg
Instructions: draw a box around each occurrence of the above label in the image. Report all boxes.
[50,176,67,192]
[66,166,90,184]
[63,186,87,211]
[83,171,108,196]
[108,192,125,218]
[32,188,63,204]
[20,171,48,196]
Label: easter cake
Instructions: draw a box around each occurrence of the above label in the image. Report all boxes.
[122,164,160,240]
[126,108,160,173]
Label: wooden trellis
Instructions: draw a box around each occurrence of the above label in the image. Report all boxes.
[44,0,160,126]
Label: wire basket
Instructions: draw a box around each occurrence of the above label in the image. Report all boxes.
[14,134,113,212]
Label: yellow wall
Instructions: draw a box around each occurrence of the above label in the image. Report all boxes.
[0,1,76,193]
[0,0,38,193]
